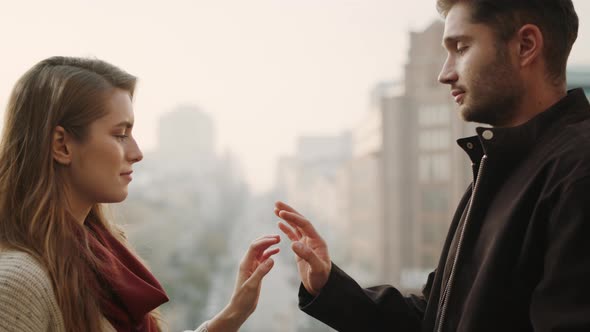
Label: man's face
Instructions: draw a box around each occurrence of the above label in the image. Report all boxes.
[438,2,524,127]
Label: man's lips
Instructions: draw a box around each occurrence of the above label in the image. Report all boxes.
[120,171,133,176]
[451,89,465,103]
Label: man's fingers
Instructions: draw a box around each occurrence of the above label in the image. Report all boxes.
[291,241,327,272]
[275,201,303,216]
[275,202,310,240]
[294,227,303,239]
[278,211,322,239]
[278,221,301,241]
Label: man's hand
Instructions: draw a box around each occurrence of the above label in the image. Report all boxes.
[275,201,332,296]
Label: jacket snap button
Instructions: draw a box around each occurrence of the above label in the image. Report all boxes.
[482,130,494,140]
[466,142,474,149]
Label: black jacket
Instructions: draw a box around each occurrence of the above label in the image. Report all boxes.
[299,89,590,332]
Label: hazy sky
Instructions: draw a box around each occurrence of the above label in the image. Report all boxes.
[1,0,590,193]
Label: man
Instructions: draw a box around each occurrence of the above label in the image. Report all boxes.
[275,0,589,331]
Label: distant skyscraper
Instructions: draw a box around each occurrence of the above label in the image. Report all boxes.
[155,105,217,174]
[274,132,353,276]
[377,21,476,290]
[159,105,215,156]
[403,20,475,277]
[277,133,352,217]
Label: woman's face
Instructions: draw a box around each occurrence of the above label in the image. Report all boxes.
[67,88,143,206]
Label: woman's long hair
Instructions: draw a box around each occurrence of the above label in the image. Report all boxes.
[0,56,158,331]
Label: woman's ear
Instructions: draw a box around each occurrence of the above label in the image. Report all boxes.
[52,125,72,165]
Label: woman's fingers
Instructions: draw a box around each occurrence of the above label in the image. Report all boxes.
[244,258,275,287]
[228,257,276,324]
[259,247,280,261]
[236,236,280,287]
[240,235,280,270]
[248,235,281,254]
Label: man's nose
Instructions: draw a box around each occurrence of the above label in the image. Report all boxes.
[438,57,458,84]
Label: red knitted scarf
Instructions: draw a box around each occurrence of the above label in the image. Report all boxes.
[86,221,169,331]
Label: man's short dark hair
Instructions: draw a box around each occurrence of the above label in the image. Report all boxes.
[437,0,578,83]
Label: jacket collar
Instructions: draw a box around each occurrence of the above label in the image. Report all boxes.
[457,88,590,165]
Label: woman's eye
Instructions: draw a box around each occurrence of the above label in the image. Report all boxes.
[115,134,129,141]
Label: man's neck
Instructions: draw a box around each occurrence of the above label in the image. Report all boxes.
[500,84,567,128]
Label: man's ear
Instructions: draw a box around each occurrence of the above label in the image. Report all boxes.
[52,125,73,166]
[515,24,544,68]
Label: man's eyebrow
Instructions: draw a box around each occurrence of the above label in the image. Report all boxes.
[442,34,473,46]
[113,121,133,128]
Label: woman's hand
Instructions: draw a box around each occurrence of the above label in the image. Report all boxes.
[207,235,280,332]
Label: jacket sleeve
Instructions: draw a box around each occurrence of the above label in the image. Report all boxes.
[530,176,590,331]
[299,263,430,332]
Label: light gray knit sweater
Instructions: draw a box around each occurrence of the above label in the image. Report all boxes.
[0,250,208,332]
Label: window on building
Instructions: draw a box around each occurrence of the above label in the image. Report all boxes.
[421,189,449,212]
[419,153,451,182]
[419,129,450,150]
[418,105,450,126]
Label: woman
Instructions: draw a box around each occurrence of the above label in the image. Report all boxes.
[0,56,280,332]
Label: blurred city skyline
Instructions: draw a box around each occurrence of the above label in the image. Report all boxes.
[1,0,590,194]
[2,3,589,330]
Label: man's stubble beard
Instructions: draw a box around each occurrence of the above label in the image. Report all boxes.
[460,46,525,127]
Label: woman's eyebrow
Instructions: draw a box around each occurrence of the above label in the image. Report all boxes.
[113,121,133,129]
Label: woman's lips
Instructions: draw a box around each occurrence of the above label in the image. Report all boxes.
[121,171,133,181]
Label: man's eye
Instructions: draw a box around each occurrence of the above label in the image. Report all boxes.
[457,45,468,55]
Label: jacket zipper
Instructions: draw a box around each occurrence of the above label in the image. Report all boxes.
[436,155,488,332]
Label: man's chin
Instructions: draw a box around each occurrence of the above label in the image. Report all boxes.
[459,106,474,122]
[460,107,486,124]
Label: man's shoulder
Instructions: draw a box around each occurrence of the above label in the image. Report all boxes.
[548,117,590,153]
[536,117,590,179]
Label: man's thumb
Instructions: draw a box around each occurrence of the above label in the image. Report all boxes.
[292,241,325,271]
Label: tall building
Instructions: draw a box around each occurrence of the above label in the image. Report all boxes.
[274,133,353,242]
[376,21,477,291]
[379,81,410,287]
[129,105,239,226]
[159,105,215,156]
[404,20,475,283]
[346,91,388,283]
[156,105,217,174]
